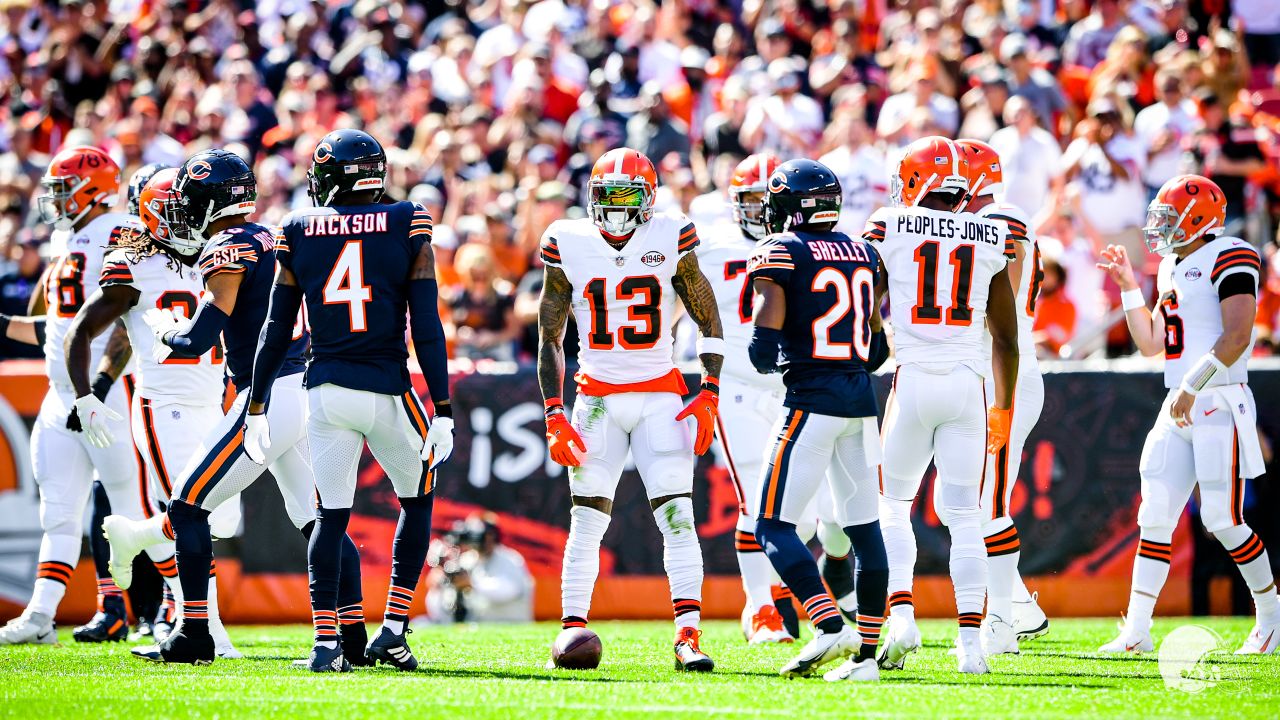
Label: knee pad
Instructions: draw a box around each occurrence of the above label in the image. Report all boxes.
[879,495,912,529]
[937,482,979,528]
[39,500,83,539]
[982,515,1014,538]
[880,474,920,504]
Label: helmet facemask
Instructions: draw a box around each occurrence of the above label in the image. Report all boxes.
[37,175,94,230]
[148,192,203,257]
[1143,199,1217,256]
[731,187,768,240]
[589,177,652,236]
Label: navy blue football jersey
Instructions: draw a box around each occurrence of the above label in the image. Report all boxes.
[198,222,306,390]
[276,201,430,395]
[748,230,880,418]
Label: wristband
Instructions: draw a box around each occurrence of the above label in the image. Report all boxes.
[701,376,719,395]
[1120,288,1145,312]
[695,336,726,357]
[0,313,10,338]
[545,397,565,417]
[1179,353,1228,395]
[90,372,115,402]
[433,401,453,418]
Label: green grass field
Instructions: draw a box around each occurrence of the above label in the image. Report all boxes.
[1,618,1277,719]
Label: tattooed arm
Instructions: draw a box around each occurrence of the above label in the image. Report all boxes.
[537,264,573,403]
[672,250,724,382]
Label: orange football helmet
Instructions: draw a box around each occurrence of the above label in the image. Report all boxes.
[139,168,201,257]
[891,136,970,209]
[1144,174,1228,255]
[37,146,120,230]
[588,147,657,236]
[729,153,782,240]
[957,139,1003,199]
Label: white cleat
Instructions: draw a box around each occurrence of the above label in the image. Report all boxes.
[747,606,794,645]
[210,618,242,659]
[0,611,56,645]
[823,656,879,682]
[1097,618,1154,654]
[957,634,989,674]
[102,515,149,590]
[1011,592,1049,641]
[1235,621,1279,655]
[779,625,858,678]
[980,616,1020,656]
[876,616,921,670]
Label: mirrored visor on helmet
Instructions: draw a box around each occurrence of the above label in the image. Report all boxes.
[592,184,645,207]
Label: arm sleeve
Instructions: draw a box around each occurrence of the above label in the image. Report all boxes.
[249,282,303,406]
[164,301,229,357]
[409,278,451,408]
[987,213,1029,260]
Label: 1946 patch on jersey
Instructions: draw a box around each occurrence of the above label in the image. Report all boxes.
[641,251,666,267]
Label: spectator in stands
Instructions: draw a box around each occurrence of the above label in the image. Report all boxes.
[1031,256,1077,359]
[700,75,750,162]
[626,81,691,167]
[877,63,959,147]
[1001,33,1072,133]
[990,95,1063,221]
[564,69,627,152]
[1134,71,1198,201]
[0,231,43,360]
[1063,0,1129,69]
[1200,29,1252,107]
[741,58,824,158]
[442,243,519,363]
[958,69,1010,141]
[1184,88,1267,240]
[1235,0,1280,67]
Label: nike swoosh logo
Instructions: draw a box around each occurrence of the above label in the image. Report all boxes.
[1204,409,1218,417]
[1260,630,1275,654]
[1126,641,1142,651]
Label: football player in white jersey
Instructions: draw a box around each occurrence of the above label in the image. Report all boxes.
[866,136,1021,674]
[63,168,240,657]
[1098,174,1278,655]
[0,147,163,646]
[957,140,1049,654]
[819,108,890,237]
[539,147,724,671]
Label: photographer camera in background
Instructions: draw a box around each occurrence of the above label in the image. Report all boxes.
[423,514,533,624]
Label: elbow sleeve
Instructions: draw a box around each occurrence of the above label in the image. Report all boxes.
[165,301,228,357]
[409,279,450,407]
[748,326,782,374]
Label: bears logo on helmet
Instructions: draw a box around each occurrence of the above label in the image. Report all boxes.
[314,142,334,164]
[186,161,213,181]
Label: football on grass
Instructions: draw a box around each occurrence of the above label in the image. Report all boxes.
[551,627,602,669]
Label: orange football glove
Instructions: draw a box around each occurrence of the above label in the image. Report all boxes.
[675,378,720,456]
[545,399,586,467]
[986,407,1012,455]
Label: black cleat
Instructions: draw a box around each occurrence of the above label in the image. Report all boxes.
[131,624,215,665]
[341,623,375,667]
[73,596,129,643]
[365,626,418,671]
[309,643,352,673]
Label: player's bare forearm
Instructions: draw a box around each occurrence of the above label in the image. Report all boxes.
[537,265,572,402]
[872,270,889,332]
[673,252,724,379]
[94,321,133,381]
[1124,303,1164,356]
[2,316,43,345]
[411,240,437,281]
[28,268,49,316]
[986,267,1020,409]
[65,287,138,397]
[1213,293,1257,366]
[752,278,786,330]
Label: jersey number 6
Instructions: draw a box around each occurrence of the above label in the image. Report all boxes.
[811,266,875,361]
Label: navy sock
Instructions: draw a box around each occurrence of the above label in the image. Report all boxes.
[845,521,889,660]
[169,500,213,630]
[301,521,364,614]
[756,518,843,634]
[309,507,352,644]
[89,482,112,582]
[384,494,434,627]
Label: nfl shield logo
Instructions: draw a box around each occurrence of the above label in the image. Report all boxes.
[615,256,626,267]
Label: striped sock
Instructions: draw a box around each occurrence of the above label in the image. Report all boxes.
[383,584,414,633]
[734,530,763,553]
[1128,532,1173,631]
[153,556,178,579]
[162,514,175,541]
[1218,525,1280,624]
[313,609,338,646]
[97,577,123,599]
[672,598,701,628]
[801,592,843,634]
[183,600,209,627]
[338,603,365,627]
[161,585,176,622]
[888,590,914,621]
[561,615,588,629]
[37,560,74,586]
[855,613,884,658]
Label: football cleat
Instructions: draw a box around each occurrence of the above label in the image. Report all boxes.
[823,656,880,682]
[1235,621,1279,655]
[102,515,149,590]
[957,634,989,674]
[1011,592,1049,641]
[0,610,56,645]
[876,616,921,670]
[73,596,129,643]
[980,616,1020,656]
[674,627,714,672]
[309,643,352,673]
[210,616,242,659]
[131,624,215,665]
[1097,618,1154,654]
[747,606,794,645]
[341,623,375,667]
[366,626,419,671]
[130,617,154,642]
[780,625,857,678]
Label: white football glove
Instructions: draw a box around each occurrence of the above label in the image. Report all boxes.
[422,416,455,469]
[73,395,122,448]
[243,413,272,465]
[141,307,188,364]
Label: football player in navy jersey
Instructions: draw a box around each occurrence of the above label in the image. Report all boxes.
[97,149,368,665]
[746,159,890,682]
[247,129,454,672]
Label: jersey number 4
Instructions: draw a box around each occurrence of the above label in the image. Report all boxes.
[811,266,875,361]
[324,241,373,332]
[584,276,662,350]
[913,241,974,326]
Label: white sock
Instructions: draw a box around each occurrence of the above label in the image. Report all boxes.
[948,507,987,618]
[29,534,80,616]
[561,505,610,620]
[1012,573,1033,603]
[382,618,405,634]
[207,574,222,627]
[653,497,704,629]
[1129,528,1174,632]
[134,513,172,547]
[1215,524,1280,625]
[738,551,775,614]
[983,517,1018,622]
[880,495,917,607]
[165,575,185,622]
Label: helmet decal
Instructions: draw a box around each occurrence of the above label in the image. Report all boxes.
[186,161,213,180]
[315,142,334,164]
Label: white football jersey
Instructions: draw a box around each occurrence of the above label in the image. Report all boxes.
[865,205,1012,373]
[978,201,1040,365]
[695,219,784,389]
[1157,235,1259,390]
[540,213,697,386]
[100,248,224,405]
[820,143,890,236]
[42,213,143,389]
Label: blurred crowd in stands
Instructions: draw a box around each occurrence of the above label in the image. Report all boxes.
[2,0,1280,362]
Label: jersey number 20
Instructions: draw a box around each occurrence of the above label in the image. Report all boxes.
[324,241,373,332]
[811,266,875,361]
